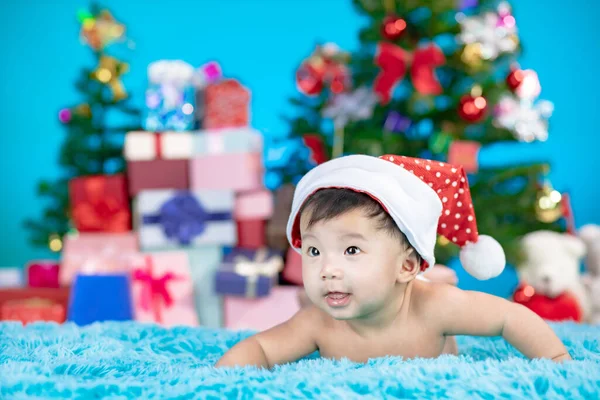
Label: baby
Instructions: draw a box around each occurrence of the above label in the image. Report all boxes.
[216,154,571,368]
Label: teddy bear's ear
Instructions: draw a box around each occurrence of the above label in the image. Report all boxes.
[563,235,587,259]
[579,224,600,244]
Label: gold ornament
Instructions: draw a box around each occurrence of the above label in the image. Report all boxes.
[74,103,92,118]
[48,233,63,252]
[461,43,483,70]
[79,9,125,51]
[92,56,129,101]
[437,235,450,246]
[535,183,563,223]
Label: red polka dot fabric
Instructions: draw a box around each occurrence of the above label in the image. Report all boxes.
[380,154,479,247]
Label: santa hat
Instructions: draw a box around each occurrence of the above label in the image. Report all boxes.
[286,154,505,280]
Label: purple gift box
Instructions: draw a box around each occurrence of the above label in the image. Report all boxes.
[215,248,283,298]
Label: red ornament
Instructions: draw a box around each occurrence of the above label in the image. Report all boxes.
[513,283,583,322]
[296,63,323,96]
[506,68,525,91]
[381,14,407,41]
[458,94,488,122]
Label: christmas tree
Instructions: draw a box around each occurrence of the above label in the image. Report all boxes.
[23,4,141,253]
[284,0,565,265]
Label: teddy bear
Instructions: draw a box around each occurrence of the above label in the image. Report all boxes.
[514,230,589,322]
[579,224,600,324]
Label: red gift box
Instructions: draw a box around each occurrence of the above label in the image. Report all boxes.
[26,260,60,288]
[0,288,70,324]
[237,220,266,249]
[127,159,189,196]
[204,79,250,129]
[69,174,131,233]
[1,298,65,324]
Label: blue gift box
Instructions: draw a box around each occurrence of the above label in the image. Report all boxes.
[143,84,196,132]
[67,274,134,325]
[215,248,283,298]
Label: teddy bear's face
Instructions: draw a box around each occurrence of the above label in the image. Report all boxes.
[519,231,586,298]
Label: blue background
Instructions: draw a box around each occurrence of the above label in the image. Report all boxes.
[1,0,598,297]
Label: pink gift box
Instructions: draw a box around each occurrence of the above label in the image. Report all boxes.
[189,153,263,191]
[282,247,303,286]
[130,252,199,327]
[224,286,301,331]
[447,140,481,173]
[26,260,60,288]
[60,233,139,287]
[234,190,273,221]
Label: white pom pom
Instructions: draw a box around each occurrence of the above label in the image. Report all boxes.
[459,235,506,280]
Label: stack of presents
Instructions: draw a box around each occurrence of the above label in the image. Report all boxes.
[0,60,321,331]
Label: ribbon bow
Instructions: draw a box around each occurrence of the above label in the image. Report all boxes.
[374,42,445,104]
[233,248,284,278]
[132,256,179,322]
[142,192,231,246]
[232,249,283,298]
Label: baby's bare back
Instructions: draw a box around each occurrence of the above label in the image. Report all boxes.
[313,280,458,362]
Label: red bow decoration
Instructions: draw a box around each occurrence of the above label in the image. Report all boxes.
[296,45,351,96]
[374,42,446,104]
[133,255,180,323]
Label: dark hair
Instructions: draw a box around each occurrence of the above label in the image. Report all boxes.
[298,188,420,261]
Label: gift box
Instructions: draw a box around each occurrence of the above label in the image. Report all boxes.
[193,127,263,155]
[0,267,23,288]
[137,189,236,250]
[189,152,263,192]
[0,288,70,321]
[215,248,283,298]
[69,174,131,233]
[1,298,65,324]
[266,184,295,252]
[67,274,134,325]
[224,286,301,331]
[234,190,273,221]
[188,247,224,328]
[124,131,194,161]
[447,140,481,173]
[60,232,138,287]
[282,247,303,286]
[26,260,59,288]
[143,84,196,132]
[130,252,199,327]
[203,79,250,129]
[127,159,189,197]
[237,220,266,249]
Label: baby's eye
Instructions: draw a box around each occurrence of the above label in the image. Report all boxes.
[345,246,361,256]
[307,246,320,257]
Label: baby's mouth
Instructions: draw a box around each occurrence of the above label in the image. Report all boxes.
[325,292,352,307]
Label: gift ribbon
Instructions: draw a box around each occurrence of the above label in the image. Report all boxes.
[142,192,231,245]
[132,255,179,323]
[154,133,163,159]
[233,248,283,298]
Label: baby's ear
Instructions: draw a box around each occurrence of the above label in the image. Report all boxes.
[396,248,420,283]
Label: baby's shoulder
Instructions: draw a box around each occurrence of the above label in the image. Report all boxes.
[411,280,461,317]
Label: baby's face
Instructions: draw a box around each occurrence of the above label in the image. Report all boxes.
[299,208,406,320]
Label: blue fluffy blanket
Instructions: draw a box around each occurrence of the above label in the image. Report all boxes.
[0,321,599,399]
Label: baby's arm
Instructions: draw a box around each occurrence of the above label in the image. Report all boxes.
[215,305,320,369]
[428,284,571,362]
